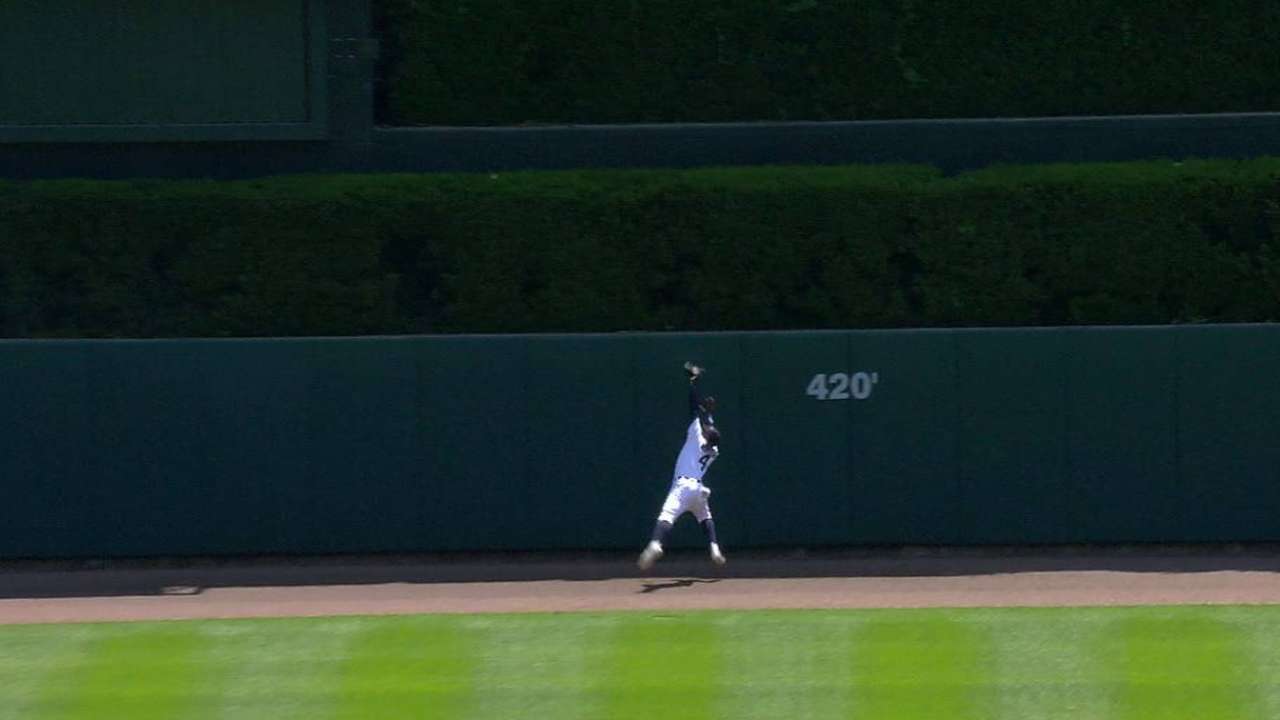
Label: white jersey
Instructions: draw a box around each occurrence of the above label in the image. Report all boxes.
[672,416,718,484]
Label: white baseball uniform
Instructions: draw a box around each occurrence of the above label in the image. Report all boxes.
[657,415,719,524]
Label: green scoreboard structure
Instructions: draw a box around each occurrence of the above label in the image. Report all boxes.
[0,0,372,148]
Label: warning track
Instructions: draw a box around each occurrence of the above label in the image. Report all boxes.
[3,546,1279,625]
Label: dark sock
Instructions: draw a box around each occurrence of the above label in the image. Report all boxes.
[700,518,718,545]
[650,520,673,545]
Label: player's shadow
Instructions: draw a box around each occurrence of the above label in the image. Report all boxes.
[638,578,722,593]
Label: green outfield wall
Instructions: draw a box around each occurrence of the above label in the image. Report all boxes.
[3,326,1278,559]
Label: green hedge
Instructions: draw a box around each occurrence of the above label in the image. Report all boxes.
[378,0,1280,125]
[3,159,1280,338]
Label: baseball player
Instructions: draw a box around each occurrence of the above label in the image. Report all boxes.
[637,362,726,570]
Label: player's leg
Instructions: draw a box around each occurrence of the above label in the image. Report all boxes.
[638,519,673,569]
[651,519,674,545]
[692,489,725,566]
[639,488,685,570]
[702,519,725,566]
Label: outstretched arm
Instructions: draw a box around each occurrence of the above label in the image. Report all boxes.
[689,382,705,421]
[684,362,715,423]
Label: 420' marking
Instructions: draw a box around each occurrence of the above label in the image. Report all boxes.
[806,372,879,401]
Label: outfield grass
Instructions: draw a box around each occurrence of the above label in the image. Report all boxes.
[2,606,1279,719]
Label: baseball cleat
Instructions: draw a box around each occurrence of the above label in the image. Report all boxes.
[637,540,664,570]
[709,543,726,566]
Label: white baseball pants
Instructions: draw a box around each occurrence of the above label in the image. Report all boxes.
[657,476,713,524]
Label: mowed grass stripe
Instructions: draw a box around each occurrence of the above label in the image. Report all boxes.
[1106,609,1261,720]
[851,610,994,720]
[715,612,854,720]
[1231,606,1280,720]
[600,613,722,720]
[35,622,208,720]
[208,617,364,720]
[463,614,615,720]
[7,606,1280,720]
[987,608,1111,720]
[333,616,478,720]
[0,625,96,720]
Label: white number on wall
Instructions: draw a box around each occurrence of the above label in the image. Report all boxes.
[828,373,851,400]
[806,373,830,400]
[806,372,879,401]
[851,372,876,399]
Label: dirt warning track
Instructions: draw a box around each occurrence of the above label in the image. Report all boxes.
[3,546,1279,625]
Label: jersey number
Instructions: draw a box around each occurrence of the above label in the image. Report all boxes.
[698,455,712,471]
